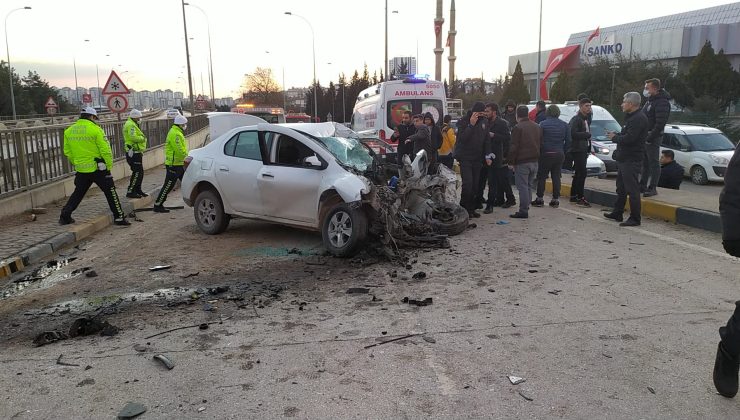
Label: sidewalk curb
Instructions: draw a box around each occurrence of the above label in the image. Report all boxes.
[0,187,161,279]
[545,180,721,233]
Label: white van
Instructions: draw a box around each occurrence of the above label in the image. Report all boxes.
[351,77,447,143]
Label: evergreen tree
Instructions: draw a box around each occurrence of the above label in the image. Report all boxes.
[501,61,530,105]
[548,71,576,103]
[22,71,73,114]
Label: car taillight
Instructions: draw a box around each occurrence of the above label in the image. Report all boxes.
[183,156,193,171]
[379,129,386,141]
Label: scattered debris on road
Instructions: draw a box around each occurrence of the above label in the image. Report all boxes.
[518,390,534,401]
[153,354,175,370]
[412,271,427,280]
[144,315,231,339]
[117,402,147,419]
[56,354,79,367]
[148,265,172,272]
[508,375,526,385]
[547,290,562,295]
[76,378,95,387]
[182,272,200,279]
[422,336,436,343]
[346,288,370,294]
[85,270,98,278]
[68,317,119,337]
[647,386,656,394]
[33,331,68,347]
[402,297,433,306]
[363,333,419,349]
[496,220,510,225]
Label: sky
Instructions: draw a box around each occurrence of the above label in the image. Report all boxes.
[3,0,737,99]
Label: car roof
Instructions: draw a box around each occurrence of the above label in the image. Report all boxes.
[276,122,358,138]
[526,103,617,121]
[664,124,722,134]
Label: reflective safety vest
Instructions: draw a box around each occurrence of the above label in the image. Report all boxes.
[63,118,113,173]
[123,118,147,152]
[164,125,188,166]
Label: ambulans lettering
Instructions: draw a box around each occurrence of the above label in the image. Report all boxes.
[587,43,623,57]
[394,91,435,96]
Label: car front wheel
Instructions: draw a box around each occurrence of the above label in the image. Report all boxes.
[194,189,230,234]
[321,203,367,257]
[691,165,708,185]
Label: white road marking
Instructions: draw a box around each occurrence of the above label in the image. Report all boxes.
[557,207,739,262]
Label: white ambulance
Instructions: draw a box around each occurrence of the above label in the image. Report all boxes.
[351,76,447,144]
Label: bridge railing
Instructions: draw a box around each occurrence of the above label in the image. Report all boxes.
[0,114,209,197]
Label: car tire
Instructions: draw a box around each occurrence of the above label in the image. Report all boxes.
[691,165,709,185]
[321,203,367,257]
[428,202,469,236]
[194,189,230,235]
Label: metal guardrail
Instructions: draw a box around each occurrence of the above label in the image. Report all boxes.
[0,114,208,197]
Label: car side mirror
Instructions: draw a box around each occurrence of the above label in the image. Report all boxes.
[304,155,322,167]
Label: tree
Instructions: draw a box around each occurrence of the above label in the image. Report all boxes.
[548,71,576,103]
[478,73,486,94]
[501,61,530,105]
[0,61,32,116]
[243,67,281,105]
[22,71,74,114]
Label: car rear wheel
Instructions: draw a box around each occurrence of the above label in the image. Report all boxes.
[321,204,367,257]
[691,165,708,185]
[194,189,230,235]
[427,202,469,236]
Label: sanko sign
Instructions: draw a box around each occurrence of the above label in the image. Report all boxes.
[587,43,623,57]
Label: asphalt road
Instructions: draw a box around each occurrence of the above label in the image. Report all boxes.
[1,190,739,419]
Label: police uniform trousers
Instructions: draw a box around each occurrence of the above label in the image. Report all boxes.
[126,152,145,194]
[155,165,185,206]
[61,171,125,220]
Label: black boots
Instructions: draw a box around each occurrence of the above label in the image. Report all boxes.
[714,341,739,398]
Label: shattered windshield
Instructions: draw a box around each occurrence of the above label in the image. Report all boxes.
[315,136,374,171]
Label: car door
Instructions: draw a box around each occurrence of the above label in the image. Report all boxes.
[214,130,264,215]
[664,133,691,174]
[257,127,326,224]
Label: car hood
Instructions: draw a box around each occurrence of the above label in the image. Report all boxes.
[708,150,735,161]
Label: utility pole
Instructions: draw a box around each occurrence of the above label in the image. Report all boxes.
[181,0,195,115]
[536,0,543,101]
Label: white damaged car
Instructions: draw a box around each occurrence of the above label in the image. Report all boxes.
[181,114,467,256]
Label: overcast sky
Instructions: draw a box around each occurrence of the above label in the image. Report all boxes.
[3,0,737,98]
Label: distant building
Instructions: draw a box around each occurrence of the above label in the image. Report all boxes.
[461,78,497,95]
[286,87,308,112]
[388,56,418,78]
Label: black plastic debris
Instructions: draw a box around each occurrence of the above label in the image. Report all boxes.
[199,323,209,330]
[402,297,433,306]
[153,354,175,370]
[346,288,370,294]
[182,272,200,279]
[647,386,656,394]
[69,318,119,338]
[518,391,533,401]
[528,269,538,273]
[85,270,98,278]
[148,265,172,272]
[388,270,398,278]
[412,272,426,280]
[208,286,229,295]
[547,290,562,295]
[422,336,436,343]
[76,378,95,387]
[287,247,303,255]
[117,402,147,419]
[56,354,79,366]
[488,288,496,293]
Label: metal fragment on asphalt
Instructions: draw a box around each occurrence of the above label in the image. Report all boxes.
[117,402,147,419]
[518,390,533,401]
[148,265,172,271]
[647,386,656,394]
[508,375,526,385]
[153,354,175,370]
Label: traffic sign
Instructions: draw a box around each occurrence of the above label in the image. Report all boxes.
[44,96,58,108]
[107,94,129,113]
[82,93,92,103]
[102,70,130,95]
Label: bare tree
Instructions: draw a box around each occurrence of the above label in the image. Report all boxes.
[243,67,281,105]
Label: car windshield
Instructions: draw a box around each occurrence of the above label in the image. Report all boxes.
[590,120,622,142]
[314,136,374,171]
[685,133,736,152]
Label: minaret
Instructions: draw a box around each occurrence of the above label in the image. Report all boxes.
[434,0,444,81]
[448,0,457,85]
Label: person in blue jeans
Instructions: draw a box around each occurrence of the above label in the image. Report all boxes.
[533,105,568,208]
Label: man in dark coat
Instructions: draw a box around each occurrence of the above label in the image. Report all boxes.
[501,100,518,129]
[391,110,416,165]
[455,102,492,218]
[479,103,510,214]
[657,149,684,190]
[640,78,671,197]
[713,141,740,398]
[406,114,433,162]
[605,92,649,227]
[568,98,593,207]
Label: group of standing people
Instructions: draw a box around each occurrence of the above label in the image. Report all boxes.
[59,107,190,226]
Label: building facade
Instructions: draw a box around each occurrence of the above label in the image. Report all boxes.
[388,56,418,78]
[509,3,740,99]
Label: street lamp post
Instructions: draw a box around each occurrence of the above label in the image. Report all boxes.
[265,51,287,112]
[185,2,215,104]
[180,0,195,115]
[5,6,31,119]
[285,12,317,122]
[609,64,620,110]
[535,0,542,101]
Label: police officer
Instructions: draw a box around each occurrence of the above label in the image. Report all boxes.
[153,115,188,213]
[60,107,130,226]
[124,109,148,198]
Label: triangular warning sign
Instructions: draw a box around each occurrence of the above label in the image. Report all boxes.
[102,70,130,95]
[44,96,58,107]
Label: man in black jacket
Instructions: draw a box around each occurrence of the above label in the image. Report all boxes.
[456,102,492,218]
[658,150,684,190]
[714,141,740,398]
[479,103,509,214]
[605,92,649,227]
[392,111,416,165]
[501,100,517,129]
[568,98,593,207]
[640,78,671,197]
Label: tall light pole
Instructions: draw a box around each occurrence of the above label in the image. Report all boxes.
[82,39,103,109]
[5,6,31,119]
[285,12,317,122]
[535,0,543,101]
[265,51,287,111]
[184,2,215,103]
[609,65,620,110]
[384,0,388,78]
[180,0,195,114]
